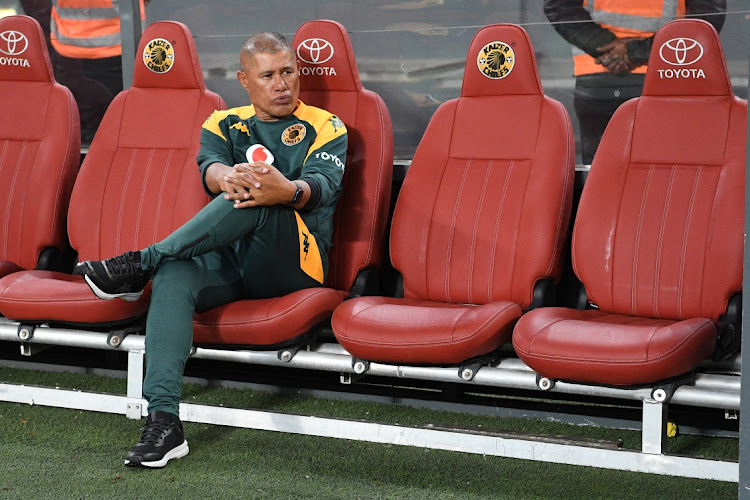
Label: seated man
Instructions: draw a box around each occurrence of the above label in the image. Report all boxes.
[74,32,347,468]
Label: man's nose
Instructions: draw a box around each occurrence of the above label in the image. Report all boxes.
[272,73,288,90]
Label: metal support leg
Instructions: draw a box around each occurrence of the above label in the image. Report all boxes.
[642,399,667,454]
[126,349,145,419]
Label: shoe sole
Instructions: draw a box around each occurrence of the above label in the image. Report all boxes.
[124,440,189,468]
[83,275,143,302]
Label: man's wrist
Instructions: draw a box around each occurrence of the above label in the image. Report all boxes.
[205,162,233,194]
[289,181,304,205]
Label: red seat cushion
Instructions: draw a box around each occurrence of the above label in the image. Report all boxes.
[333,23,574,364]
[333,297,522,364]
[193,289,347,346]
[513,308,716,385]
[192,20,393,347]
[0,270,149,323]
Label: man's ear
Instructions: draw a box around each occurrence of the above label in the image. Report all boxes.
[237,70,248,90]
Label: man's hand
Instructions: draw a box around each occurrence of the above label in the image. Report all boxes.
[595,38,638,74]
[223,163,297,209]
[218,162,263,205]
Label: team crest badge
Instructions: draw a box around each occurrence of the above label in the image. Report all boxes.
[477,41,514,80]
[143,38,175,74]
[281,124,306,146]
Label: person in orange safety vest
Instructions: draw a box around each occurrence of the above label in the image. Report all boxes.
[544,0,726,164]
[50,0,147,60]
[21,0,148,144]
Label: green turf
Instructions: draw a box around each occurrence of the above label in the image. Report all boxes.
[0,367,739,499]
[0,366,738,459]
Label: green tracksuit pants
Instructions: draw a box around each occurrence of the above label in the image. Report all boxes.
[139,195,323,416]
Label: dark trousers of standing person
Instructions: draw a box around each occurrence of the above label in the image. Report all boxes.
[573,72,646,165]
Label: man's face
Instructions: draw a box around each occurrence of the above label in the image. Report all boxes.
[237,49,300,121]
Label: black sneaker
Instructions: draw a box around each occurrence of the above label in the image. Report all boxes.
[125,412,189,468]
[73,251,150,302]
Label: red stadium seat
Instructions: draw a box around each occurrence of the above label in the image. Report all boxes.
[191,20,394,348]
[0,15,79,279]
[513,19,747,386]
[0,21,225,324]
[332,24,575,364]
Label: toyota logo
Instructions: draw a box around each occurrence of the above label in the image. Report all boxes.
[0,30,29,56]
[297,38,334,65]
[659,37,704,66]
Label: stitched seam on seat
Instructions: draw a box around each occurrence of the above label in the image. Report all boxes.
[678,167,701,319]
[340,302,518,347]
[0,140,7,258]
[0,296,138,303]
[48,148,67,241]
[488,161,514,302]
[652,164,676,318]
[445,158,471,303]
[171,148,192,235]
[545,104,573,277]
[153,148,174,243]
[193,289,340,326]
[451,302,519,343]
[468,160,492,303]
[601,121,636,313]
[115,149,138,252]
[511,158,533,304]
[631,163,654,315]
[134,148,155,248]
[520,318,713,364]
[48,89,75,243]
[329,299,383,341]
[700,162,722,318]
[515,315,570,356]
[423,159,449,301]
[3,141,25,261]
[365,100,386,268]
[18,142,31,263]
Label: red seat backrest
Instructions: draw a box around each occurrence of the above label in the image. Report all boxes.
[390,24,574,307]
[67,21,225,261]
[0,15,79,269]
[573,19,746,321]
[292,20,394,292]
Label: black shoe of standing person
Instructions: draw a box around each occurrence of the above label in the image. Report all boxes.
[125,412,189,468]
[73,251,150,302]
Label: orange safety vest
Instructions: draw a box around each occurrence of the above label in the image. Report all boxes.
[573,0,686,75]
[50,0,146,59]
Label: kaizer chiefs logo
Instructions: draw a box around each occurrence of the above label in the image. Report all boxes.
[143,38,175,74]
[477,41,514,80]
[281,124,307,146]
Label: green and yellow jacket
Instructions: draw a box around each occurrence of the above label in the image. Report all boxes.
[197,100,348,265]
